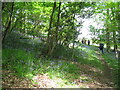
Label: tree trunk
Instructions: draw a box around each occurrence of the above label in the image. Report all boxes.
[72,41,75,59]
[47,2,56,43]
[0,2,1,88]
[48,2,61,56]
[24,2,26,35]
[116,2,120,46]
[106,9,110,52]
[72,13,75,59]
[111,7,117,52]
[55,2,61,44]
[2,2,6,10]
[106,30,110,52]
[113,30,117,52]
[2,2,14,44]
[47,2,56,56]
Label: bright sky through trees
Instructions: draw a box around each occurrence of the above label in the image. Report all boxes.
[77,18,96,40]
[77,14,104,40]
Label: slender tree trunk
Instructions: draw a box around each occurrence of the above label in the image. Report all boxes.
[55,2,61,44]
[47,2,56,43]
[106,30,110,52]
[20,6,25,33]
[113,30,117,51]
[48,2,61,56]
[116,2,120,45]
[72,41,75,59]
[106,9,110,52]
[110,7,117,52]
[24,2,26,35]
[47,2,56,56]
[2,2,6,10]
[2,2,14,44]
[72,13,75,59]
[116,5,120,83]
[0,2,2,46]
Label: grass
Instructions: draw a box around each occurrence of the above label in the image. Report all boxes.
[76,45,104,70]
[101,51,119,86]
[3,49,35,77]
[2,32,119,88]
[3,45,95,88]
[102,52,118,70]
[2,47,99,87]
[2,48,84,87]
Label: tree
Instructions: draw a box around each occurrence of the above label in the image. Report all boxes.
[46,2,56,56]
[2,2,14,43]
[47,2,62,56]
[89,2,119,52]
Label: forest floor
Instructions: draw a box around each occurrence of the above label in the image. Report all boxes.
[2,32,118,88]
[2,48,117,88]
[65,45,116,88]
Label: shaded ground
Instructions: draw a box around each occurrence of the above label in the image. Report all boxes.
[68,56,115,88]
[2,70,32,88]
[78,44,116,87]
[2,32,118,88]
[2,50,116,88]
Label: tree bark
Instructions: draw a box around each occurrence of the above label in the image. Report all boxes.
[55,2,61,44]
[116,2,120,46]
[111,7,117,52]
[2,2,6,10]
[113,30,117,51]
[72,13,76,59]
[47,2,56,43]
[48,2,61,56]
[2,2,14,44]
[47,2,56,56]
[106,9,110,52]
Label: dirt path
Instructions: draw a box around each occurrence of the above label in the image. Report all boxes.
[95,51,115,87]
[79,44,116,87]
[71,44,116,88]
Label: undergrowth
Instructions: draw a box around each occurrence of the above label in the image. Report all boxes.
[2,32,119,88]
[2,48,85,87]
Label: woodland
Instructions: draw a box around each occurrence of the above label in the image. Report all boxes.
[2,1,120,88]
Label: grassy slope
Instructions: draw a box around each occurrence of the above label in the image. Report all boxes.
[2,32,119,88]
